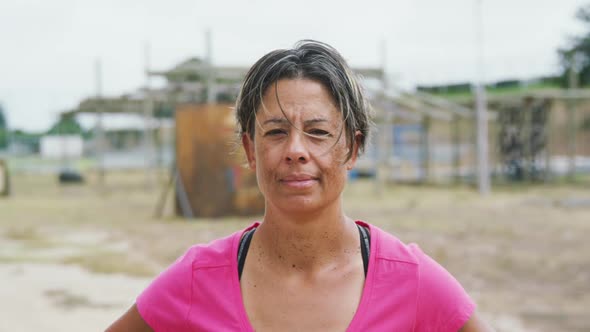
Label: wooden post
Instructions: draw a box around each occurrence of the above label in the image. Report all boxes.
[474,0,491,194]
[567,101,578,180]
[205,29,216,104]
[143,42,155,187]
[543,99,553,182]
[0,159,10,197]
[475,85,490,193]
[452,114,461,183]
[567,59,578,181]
[95,59,105,188]
[522,98,533,181]
[489,111,498,182]
[421,115,431,183]
[375,120,388,195]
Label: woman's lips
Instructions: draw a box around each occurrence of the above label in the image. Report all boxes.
[280,175,318,189]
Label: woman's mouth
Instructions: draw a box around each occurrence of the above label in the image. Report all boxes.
[280,175,318,189]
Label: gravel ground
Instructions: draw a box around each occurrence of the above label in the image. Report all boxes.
[0,263,149,332]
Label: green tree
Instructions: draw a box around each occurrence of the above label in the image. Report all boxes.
[559,4,590,87]
[10,129,42,152]
[46,114,84,135]
[0,104,8,149]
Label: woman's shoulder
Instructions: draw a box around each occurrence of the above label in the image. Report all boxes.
[135,223,257,331]
[361,221,475,330]
[360,221,420,265]
[177,223,258,269]
[362,221,467,283]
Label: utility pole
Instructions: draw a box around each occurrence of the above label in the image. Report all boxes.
[567,53,579,181]
[95,58,105,188]
[380,38,388,90]
[205,29,216,104]
[375,39,392,196]
[143,42,155,187]
[475,0,491,195]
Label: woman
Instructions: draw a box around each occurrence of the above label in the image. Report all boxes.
[107,40,491,331]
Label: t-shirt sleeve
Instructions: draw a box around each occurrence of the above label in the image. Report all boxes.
[410,244,476,331]
[136,248,196,332]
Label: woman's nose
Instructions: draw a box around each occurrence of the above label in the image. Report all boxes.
[284,132,309,163]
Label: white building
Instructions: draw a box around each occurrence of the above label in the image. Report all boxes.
[40,135,84,159]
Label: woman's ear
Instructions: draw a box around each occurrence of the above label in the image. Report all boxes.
[242,133,256,169]
[346,130,362,170]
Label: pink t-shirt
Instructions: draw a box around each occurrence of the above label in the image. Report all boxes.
[137,222,475,331]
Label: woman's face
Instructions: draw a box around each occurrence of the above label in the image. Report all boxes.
[242,78,359,214]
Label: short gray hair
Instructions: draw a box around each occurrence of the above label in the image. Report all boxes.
[235,40,372,161]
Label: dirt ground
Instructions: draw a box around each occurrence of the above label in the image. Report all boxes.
[0,171,588,332]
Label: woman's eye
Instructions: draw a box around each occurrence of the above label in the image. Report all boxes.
[309,129,331,137]
[264,129,286,136]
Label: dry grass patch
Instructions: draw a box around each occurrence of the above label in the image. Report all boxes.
[61,250,156,277]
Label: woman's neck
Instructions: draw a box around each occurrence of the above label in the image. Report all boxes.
[253,203,359,275]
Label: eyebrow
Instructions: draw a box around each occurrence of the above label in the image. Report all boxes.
[262,118,329,126]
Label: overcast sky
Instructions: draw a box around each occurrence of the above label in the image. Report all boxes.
[0,0,587,131]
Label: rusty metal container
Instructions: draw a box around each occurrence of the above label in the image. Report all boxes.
[175,104,264,218]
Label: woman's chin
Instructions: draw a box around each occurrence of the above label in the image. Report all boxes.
[268,196,319,213]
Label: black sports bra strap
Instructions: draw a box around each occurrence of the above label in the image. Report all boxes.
[357,224,371,276]
[237,228,255,280]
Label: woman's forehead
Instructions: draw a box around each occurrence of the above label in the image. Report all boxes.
[263,79,336,106]
[258,116,334,127]
[257,78,340,121]
[255,104,342,127]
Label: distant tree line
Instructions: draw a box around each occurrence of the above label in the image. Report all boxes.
[0,110,93,152]
[46,114,90,138]
[416,76,561,95]
[559,4,590,87]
